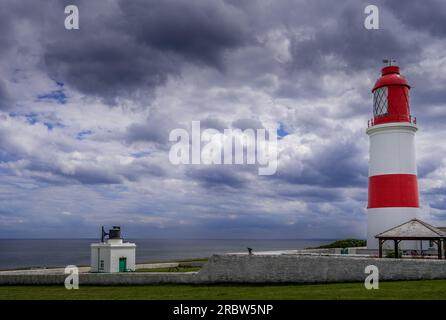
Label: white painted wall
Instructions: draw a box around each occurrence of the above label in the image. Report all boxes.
[90,242,136,273]
[110,246,136,272]
[367,123,417,176]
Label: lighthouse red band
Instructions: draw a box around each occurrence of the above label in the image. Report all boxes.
[368,174,419,208]
[366,64,420,249]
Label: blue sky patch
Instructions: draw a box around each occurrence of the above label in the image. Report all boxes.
[77,130,93,140]
[11,112,64,130]
[37,89,67,104]
[277,122,289,139]
[25,112,39,125]
[44,122,65,130]
[131,151,152,158]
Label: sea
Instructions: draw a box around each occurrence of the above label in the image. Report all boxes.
[0,239,333,270]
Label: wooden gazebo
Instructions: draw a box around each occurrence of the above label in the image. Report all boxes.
[375,219,446,259]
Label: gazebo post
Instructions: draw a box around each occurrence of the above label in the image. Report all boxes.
[378,239,383,258]
[443,239,446,260]
[378,238,383,258]
[394,240,399,259]
[438,240,442,259]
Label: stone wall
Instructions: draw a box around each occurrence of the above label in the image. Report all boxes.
[1,254,446,285]
[198,254,446,283]
[0,272,200,285]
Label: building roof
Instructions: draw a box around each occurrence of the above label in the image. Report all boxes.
[375,219,446,239]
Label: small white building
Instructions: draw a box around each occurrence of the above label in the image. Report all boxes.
[90,226,136,273]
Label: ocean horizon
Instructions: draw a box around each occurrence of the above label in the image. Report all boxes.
[0,238,335,270]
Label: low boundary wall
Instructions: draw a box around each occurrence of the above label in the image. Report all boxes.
[1,254,446,285]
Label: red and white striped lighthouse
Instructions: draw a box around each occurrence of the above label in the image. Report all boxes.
[366,62,420,249]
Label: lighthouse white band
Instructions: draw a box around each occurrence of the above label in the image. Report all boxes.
[367,207,419,249]
[366,122,418,177]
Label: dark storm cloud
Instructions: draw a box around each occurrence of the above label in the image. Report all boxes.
[232,118,264,130]
[408,87,446,129]
[4,0,426,102]
[288,4,418,75]
[200,117,228,131]
[385,0,446,38]
[119,0,248,67]
[418,157,443,178]
[276,187,344,203]
[186,166,247,189]
[125,112,180,146]
[13,157,124,185]
[41,0,250,102]
[45,38,178,103]
[0,81,12,110]
[182,210,363,239]
[412,88,446,107]
[422,187,446,213]
[0,9,14,54]
[63,167,123,185]
[223,0,425,101]
[429,200,446,211]
[277,139,368,188]
[11,156,167,186]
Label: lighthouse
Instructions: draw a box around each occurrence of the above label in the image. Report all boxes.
[366,61,420,249]
[90,226,136,273]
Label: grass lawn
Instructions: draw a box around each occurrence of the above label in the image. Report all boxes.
[136,266,201,272]
[2,280,446,300]
[141,258,209,264]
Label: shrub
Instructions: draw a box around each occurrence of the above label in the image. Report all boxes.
[385,250,403,258]
[315,239,367,249]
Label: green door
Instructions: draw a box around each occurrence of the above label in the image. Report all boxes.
[119,257,127,272]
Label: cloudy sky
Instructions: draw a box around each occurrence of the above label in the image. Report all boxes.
[1,0,445,239]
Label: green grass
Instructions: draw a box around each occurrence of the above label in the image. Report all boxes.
[2,280,446,300]
[140,257,209,264]
[136,266,201,272]
[173,258,209,263]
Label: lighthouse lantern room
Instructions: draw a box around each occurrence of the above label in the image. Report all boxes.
[366,61,420,249]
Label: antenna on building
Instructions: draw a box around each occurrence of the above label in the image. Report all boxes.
[101,226,108,243]
[101,226,121,243]
[382,58,396,66]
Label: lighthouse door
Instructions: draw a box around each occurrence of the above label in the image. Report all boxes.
[119,257,127,272]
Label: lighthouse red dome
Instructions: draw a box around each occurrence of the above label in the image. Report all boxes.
[372,66,410,91]
[370,65,414,126]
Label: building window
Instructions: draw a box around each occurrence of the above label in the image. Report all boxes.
[99,260,104,271]
[373,87,388,116]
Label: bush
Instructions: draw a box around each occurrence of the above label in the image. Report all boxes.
[315,239,367,249]
[386,250,403,258]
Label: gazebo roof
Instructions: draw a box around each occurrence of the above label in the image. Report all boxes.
[375,219,446,239]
